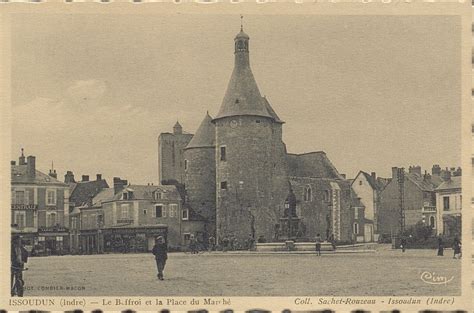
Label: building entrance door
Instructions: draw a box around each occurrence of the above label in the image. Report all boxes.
[364,224,373,242]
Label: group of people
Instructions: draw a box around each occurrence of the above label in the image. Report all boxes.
[437,235,462,259]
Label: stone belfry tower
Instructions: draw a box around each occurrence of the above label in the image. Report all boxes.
[213,23,288,242]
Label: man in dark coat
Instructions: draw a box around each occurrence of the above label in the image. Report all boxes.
[152,236,168,280]
[11,235,28,296]
[437,234,444,256]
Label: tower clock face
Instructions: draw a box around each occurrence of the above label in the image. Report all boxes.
[230,120,238,128]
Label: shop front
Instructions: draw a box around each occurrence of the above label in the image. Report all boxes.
[79,229,104,254]
[37,226,69,256]
[102,226,168,253]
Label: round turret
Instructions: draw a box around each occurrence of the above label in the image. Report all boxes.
[184,113,216,231]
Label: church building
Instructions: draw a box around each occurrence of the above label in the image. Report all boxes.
[158,25,355,245]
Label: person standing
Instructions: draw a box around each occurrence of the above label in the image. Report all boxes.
[437,234,444,256]
[400,237,407,253]
[315,233,322,256]
[208,235,216,252]
[152,236,168,280]
[189,235,198,254]
[11,235,28,296]
[453,236,461,259]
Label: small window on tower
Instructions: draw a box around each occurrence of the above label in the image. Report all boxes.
[184,159,188,171]
[221,181,228,190]
[220,146,226,161]
[235,98,239,104]
[256,120,261,124]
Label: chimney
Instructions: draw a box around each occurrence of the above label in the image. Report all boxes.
[113,177,128,195]
[96,174,102,181]
[64,171,76,184]
[371,172,376,181]
[11,161,16,166]
[19,148,26,165]
[26,156,36,179]
[392,167,398,180]
[340,174,346,179]
[81,175,89,182]
[49,169,57,179]
[432,164,441,176]
[445,170,451,181]
[408,165,421,176]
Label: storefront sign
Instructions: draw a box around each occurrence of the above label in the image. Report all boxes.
[38,226,68,233]
[11,204,38,210]
[104,227,167,235]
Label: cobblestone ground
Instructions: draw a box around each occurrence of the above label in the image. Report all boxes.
[22,246,461,296]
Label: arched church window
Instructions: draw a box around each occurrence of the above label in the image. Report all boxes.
[237,40,245,50]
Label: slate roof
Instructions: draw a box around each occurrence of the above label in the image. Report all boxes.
[11,165,67,187]
[287,152,344,180]
[435,176,461,191]
[92,188,115,206]
[214,30,277,122]
[185,112,216,149]
[109,185,182,202]
[262,96,284,124]
[69,179,109,209]
[405,173,436,192]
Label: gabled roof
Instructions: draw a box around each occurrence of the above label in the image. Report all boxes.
[435,176,461,191]
[185,112,216,149]
[69,179,109,208]
[353,171,390,192]
[109,185,182,202]
[405,173,436,192]
[287,152,344,180]
[11,165,67,187]
[92,188,115,206]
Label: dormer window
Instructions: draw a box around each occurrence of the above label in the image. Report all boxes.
[153,191,162,201]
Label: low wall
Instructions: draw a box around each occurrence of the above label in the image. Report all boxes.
[256,241,335,252]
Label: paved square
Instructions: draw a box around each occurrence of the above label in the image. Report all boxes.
[22,246,461,296]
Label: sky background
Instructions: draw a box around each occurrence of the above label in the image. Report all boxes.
[10,13,461,185]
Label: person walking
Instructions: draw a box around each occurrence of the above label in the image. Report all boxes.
[152,236,168,280]
[437,234,444,256]
[315,233,322,256]
[453,236,461,259]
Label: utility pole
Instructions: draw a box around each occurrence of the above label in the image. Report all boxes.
[397,168,405,235]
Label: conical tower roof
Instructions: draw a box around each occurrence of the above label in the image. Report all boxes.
[185,112,216,149]
[214,28,273,121]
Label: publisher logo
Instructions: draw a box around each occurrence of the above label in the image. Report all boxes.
[420,271,454,285]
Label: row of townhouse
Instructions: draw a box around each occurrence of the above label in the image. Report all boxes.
[350,165,462,242]
[11,151,205,255]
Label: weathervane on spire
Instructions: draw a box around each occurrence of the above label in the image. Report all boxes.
[240,14,244,31]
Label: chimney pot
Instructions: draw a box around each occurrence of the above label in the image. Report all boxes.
[11,161,16,165]
[96,174,102,181]
[82,175,89,182]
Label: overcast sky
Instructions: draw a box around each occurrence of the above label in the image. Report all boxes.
[10,13,461,184]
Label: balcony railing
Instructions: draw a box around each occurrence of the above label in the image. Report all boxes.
[422,206,436,212]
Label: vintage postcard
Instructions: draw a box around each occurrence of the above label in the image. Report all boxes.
[0,1,471,311]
